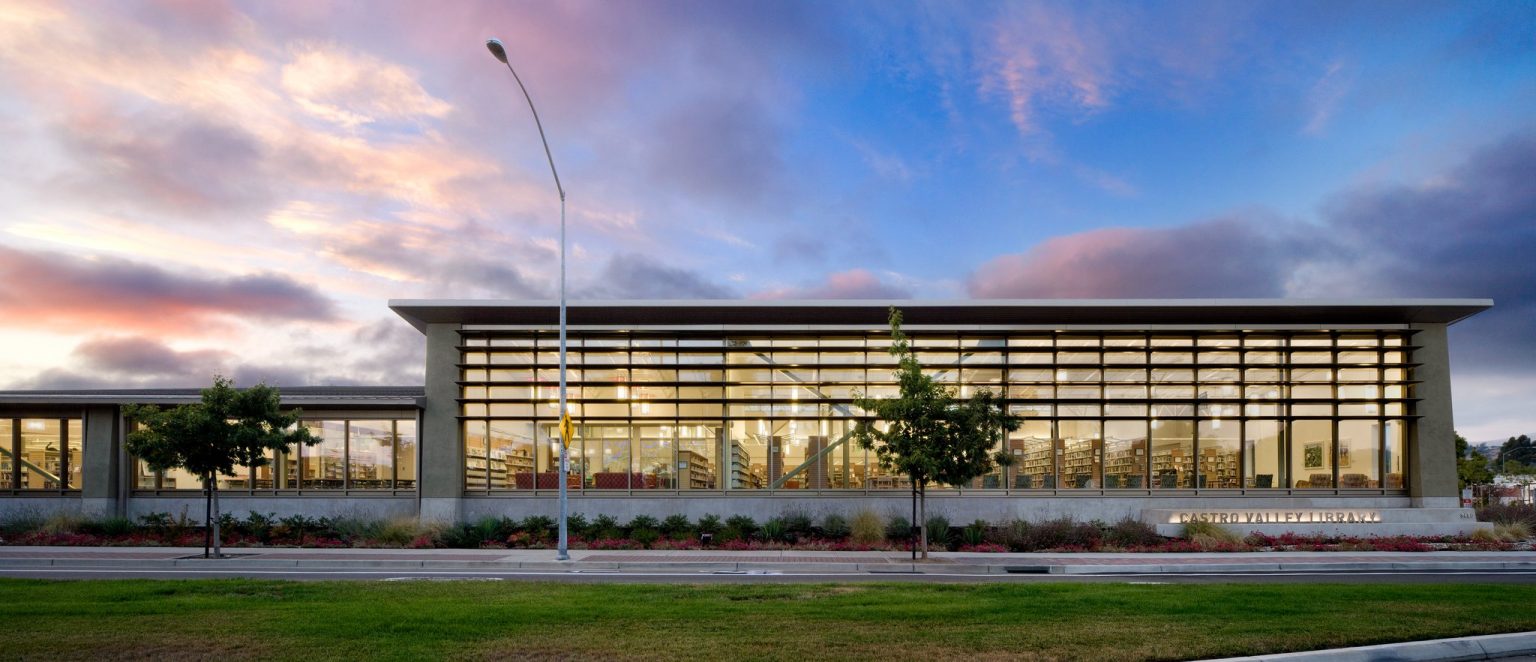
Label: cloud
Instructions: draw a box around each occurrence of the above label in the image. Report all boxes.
[577,253,734,300]
[966,132,1536,374]
[51,108,271,216]
[752,269,913,300]
[0,245,337,335]
[281,42,452,128]
[979,5,1112,137]
[14,336,228,389]
[1301,59,1353,136]
[969,217,1293,298]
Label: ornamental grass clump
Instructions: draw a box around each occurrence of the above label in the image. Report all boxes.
[850,509,884,545]
[1182,520,1246,551]
[1494,521,1532,542]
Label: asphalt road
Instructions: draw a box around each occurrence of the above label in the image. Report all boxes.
[5,567,1536,583]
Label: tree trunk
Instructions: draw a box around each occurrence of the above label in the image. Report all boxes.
[210,473,223,559]
[909,479,918,561]
[918,480,929,560]
[203,475,213,559]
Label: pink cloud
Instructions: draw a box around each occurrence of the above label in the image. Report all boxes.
[0,245,336,336]
[967,219,1288,299]
[752,269,912,300]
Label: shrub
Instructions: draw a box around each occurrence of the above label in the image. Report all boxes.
[566,513,589,536]
[925,514,952,547]
[521,515,556,541]
[995,518,1103,551]
[761,518,789,543]
[435,523,484,549]
[278,514,319,544]
[696,514,723,536]
[0,513,44,535]
[626,515,660,535]
[1477,502,1536,527]
[660,514,694,539]
[885,515,912,543]
[78,516,136,537]
[1102,517,1163,549]
[725,515,759,540]
[241,511,277,543]
[589,514,621,540]
[850,510,884,545]
[820,514,851,541]
[961,520,988,547]
[781,511,814,538]
[631,528,661,548]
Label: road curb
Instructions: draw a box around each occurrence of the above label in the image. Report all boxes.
[1200,630,1536,661]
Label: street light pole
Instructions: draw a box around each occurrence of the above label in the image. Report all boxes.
[486,38,570,561]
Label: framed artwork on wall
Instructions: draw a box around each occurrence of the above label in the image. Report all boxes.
[1339,445,1352,468]
[1304,442,1324,469]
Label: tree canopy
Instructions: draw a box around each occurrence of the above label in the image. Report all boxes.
[851,307,1019,557]
[1457,432,1493,489]
[124,376,316,557]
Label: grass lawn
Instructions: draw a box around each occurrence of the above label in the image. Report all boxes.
[2,580,1534,661]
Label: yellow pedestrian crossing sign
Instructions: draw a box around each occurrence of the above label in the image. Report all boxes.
[558,413,575,448]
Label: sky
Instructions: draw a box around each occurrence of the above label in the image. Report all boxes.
[0,0,1532,442]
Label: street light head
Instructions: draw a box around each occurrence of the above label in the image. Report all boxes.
[485,38,509,64]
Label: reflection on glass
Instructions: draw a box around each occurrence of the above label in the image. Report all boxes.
[1337,420,1381,488]
[301,421,346,489]
[396,420,418,488]
[1244,420,1285,488]
[1058,420,1100,488]
[1013,420,1054,489]
[348,420,395,489]
[1104,421,1147,488]
[1151,420,1194,489]
[1197,419,1240,488]
[20,419,62,489]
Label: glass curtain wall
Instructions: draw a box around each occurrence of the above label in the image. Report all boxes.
[0,418,83,490]
[137,418,417,492]
[459,330,1414,494]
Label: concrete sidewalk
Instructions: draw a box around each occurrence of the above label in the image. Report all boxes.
[3,545,1536,574]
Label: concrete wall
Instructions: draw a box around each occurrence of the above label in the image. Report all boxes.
[419,323,464,523]
[125,496,417,521]
[1410,323,1459,507]
[459,494,1418,524]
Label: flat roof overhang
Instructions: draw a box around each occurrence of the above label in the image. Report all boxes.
[388,299,1494,333]
[0,387,424,408]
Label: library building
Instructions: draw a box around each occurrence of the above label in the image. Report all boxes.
[0,299,1492,536]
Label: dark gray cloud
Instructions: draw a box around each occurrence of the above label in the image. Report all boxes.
[13,336,228,389]
[577,253,734,300]
[0,245,336,333]
[74,336,230,377]
[967,132,1536,372]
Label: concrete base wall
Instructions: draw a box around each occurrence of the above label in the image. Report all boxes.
[459,494,1422,525]
[0,497,86,521]
[125,497,417,521]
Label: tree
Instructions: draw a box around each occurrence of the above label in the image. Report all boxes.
[124,377,317,558]
[1456,432,1492,490]
[851,308,1020,559]
[1497,434,1536,472]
